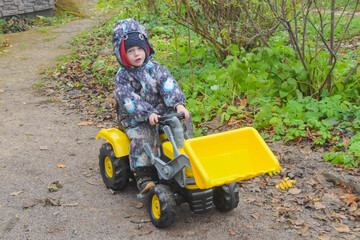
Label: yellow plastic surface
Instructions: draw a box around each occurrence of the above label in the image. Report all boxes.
[162,141,185,158]
[184,127,281,189]
[162,141,194,178]
[96,128,130,158]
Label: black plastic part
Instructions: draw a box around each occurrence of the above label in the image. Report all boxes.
[134,166,157,179]
[99,143,130,191]
[147,184,177,228]
[173,193,186,206]
[186,188,213,214]
[213,182,239,212]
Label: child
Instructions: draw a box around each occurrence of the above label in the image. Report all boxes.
[112,19,193,193]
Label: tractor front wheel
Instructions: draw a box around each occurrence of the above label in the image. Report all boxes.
[213,182,239,212]
[99,143,130,191]
[147,184,176,228]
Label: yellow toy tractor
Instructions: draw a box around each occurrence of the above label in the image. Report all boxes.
[96,113,281,228]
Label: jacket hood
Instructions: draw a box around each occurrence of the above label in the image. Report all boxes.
[112,19,155,69]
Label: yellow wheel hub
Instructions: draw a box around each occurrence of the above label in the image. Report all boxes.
[104,156,113,178]
[152,195,161,219]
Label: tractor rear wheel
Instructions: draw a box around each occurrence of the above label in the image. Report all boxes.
[99,143,130,191]
[213,182,239,212]
[147,184,176,228]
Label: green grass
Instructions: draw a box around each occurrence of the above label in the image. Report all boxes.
[44,37,57,41]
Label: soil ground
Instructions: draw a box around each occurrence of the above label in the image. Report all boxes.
[0,9,359,240]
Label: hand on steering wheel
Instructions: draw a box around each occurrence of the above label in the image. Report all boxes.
[149,113,161,126]
[176,104,190,121]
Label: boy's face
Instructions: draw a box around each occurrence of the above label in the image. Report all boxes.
[126,46,146,67]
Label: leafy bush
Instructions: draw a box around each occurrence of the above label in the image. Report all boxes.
[0,16,33,34]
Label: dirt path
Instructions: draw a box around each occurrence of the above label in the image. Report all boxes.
[0,12,359,240]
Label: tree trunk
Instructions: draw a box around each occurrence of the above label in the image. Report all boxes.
[328,0,335,94]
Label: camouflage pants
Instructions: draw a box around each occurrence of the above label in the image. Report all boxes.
[125,116,194,171]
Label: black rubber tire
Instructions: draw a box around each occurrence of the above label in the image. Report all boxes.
[99,143,130,191]
[213,182,239,212]
[147,184,176,228]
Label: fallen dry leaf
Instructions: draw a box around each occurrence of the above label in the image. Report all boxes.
[331,213,347,221]
[47,181,63,192]
[306,179,317,186]
[40,145,48,150]
[96,123,107,128]
[130,219,151,224]
[86,179,101,185]
[22,201,39,209]
[136,202,143,209]
[300,226,310,236]
[271,198,281,204]
[0,89,5,93]
[199,117,222,129]
[276,207,290,213]
[62,202,80,207]
[312,214,327,221]
[349,202,358,212]
[351,209,360,218]
[342,138,350,146]
[240,98,248,106]
[289,188,302,195]
[10,191,23,196]
[340,193,357,205]
[57,164,67,168]
[293,219,305,226]
[313,202,326,210]
[317,233,330,240]
[332,222,350,233]
[43,198,61,206]
[78,121,93,126]
[323,192,341,204]
[138,229,153,236]
[252,214,260,220]
[229,230,236,236]
[244,198,257,203]
[343,234,357,240]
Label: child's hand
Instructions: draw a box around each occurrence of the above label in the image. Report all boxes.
[176,104,190,121]
[149,113,160,126]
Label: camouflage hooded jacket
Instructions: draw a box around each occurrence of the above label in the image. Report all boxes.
[112,18,186,128]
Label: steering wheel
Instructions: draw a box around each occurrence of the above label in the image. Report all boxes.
[158,113,185,124]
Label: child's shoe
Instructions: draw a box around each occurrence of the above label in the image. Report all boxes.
[136,176,155,194]
[134,167,155,194]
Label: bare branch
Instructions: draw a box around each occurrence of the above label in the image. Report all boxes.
[344,62,360,85]
[334,0,360,53]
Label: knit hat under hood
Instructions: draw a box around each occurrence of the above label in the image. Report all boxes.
[124,32,148,54]
[112,19,155,68]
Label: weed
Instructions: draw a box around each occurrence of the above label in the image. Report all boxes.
[55,0,85,17]
[34,82,44,88]
[44,37,57,41]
